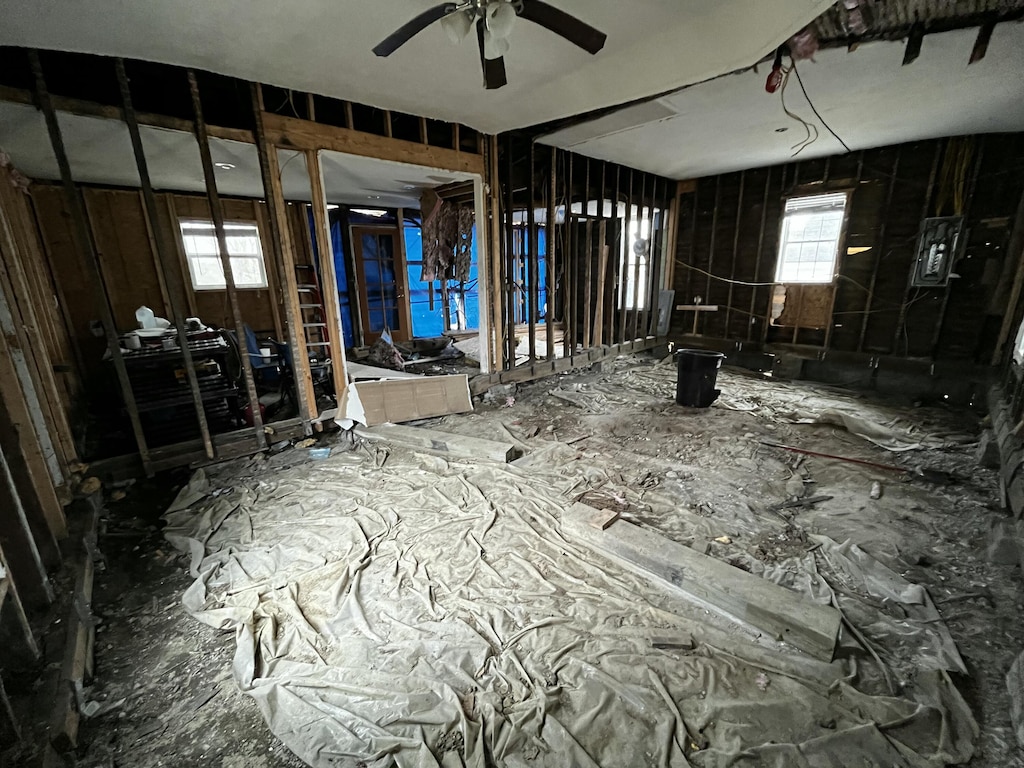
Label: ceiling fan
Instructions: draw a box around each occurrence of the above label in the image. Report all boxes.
[373,0,607,90]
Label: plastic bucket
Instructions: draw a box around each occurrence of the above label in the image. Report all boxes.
[674,349,726,408]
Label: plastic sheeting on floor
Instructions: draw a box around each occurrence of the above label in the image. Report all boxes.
[163,441,977,768]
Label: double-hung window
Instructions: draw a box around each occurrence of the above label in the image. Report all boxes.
[775,193,847,284]
[179,219,268,291]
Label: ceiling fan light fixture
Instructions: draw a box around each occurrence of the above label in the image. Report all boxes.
[440,10,474,44]
[486,1,518,39]
[483,28,511,58]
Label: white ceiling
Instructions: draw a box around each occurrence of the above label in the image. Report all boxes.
[0,0,834,134]
[542,22,1024,179]
[0,101,473,207]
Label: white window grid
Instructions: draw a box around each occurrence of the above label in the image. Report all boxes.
[775,193,847,284]
[179,219,268,291]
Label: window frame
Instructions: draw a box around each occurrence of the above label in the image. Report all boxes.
[178,218,269,292]
[774,191,851,285]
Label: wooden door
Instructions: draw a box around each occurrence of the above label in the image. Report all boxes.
[352,226,410,343]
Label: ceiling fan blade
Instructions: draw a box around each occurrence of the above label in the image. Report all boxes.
[476,18,508,89]
[373,3,458,57]
[518,0,607,55]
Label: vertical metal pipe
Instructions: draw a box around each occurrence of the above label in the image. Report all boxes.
[189,71,266,448]
[28,51,153,472]
[116,60,214,460]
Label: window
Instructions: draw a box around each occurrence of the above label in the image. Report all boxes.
[621,208,659,310]
[179,220,268,291]
[775,193,847,284]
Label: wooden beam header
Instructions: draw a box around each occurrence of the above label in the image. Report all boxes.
[262,112,485,176]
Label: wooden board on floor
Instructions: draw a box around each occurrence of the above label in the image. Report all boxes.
[355,423,517,463]
[561,502,841,661]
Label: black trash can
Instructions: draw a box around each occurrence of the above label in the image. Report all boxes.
[674,349,726,408]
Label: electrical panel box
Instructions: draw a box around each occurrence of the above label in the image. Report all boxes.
[912,216,963,287]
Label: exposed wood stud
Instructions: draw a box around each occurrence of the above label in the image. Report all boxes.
[931,136,984,357]
[705,175,722,325]
[641,177,662,341]
[748,168,772,342]
[631,173,649,343]
[344,101,355,130]
[28,50,153,474]
[306,150,350,408]
[992,161,1024,366]
[725,170,745,337]
[527,141,538,362]
[419,117,428,145]
[892,140,942,354]
[383,110,393,139]
[564,154,575,358]
[607,164,621,345]
[857,148,901,352]
[306,93,316,122]
[117,60,215,461]
[488,135,504,371]
[188,70,266,449]
[546,146,558,361]
[251,83,315,427]
[618,168,633,344]
[503,135,516,368]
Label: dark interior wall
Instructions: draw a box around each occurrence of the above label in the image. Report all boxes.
[30,183,316,387]
[671,133,1024,363]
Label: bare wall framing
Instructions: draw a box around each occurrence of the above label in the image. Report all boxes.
[671,134,1024,365]
[476,135,674,387]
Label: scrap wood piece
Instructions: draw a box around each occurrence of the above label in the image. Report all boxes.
[562,503,841,661]
[771,494,834,512]
[355,424,517,463]
[651,633,694,650]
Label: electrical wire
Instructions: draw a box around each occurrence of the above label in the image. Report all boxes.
[790,59,852,153]
[778,65,819,157]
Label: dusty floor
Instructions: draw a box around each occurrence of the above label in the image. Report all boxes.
[58,355,1024,766]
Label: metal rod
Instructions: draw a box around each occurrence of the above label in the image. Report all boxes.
[28,50,153,473]
[116,60,215,460]
[189,71,267,448]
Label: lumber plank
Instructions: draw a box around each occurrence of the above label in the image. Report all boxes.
[355,424,517,463]
[561,502,841,660]
[305,150,350,409]
[263,112,484,176]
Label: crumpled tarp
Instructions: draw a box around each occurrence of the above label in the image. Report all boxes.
[163,444,977,768]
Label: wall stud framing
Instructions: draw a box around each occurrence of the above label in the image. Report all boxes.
[117,60,215,461]
[28,50,154,475]
[188,70,266,449]
[251,83,315,427]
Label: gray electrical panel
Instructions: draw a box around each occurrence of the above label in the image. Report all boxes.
[912,216,963,287]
